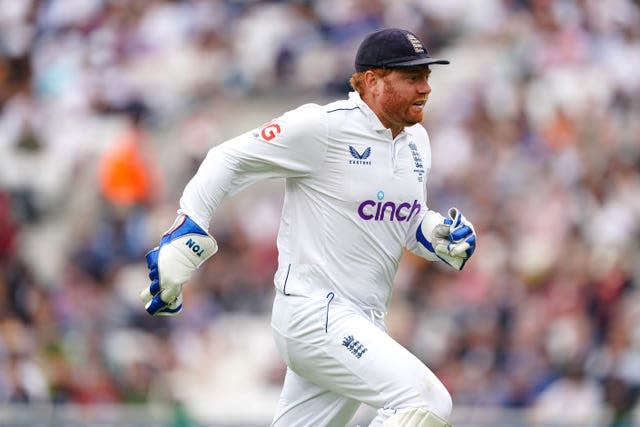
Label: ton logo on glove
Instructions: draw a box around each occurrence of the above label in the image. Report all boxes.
[140,215,217,316]
[185,239,205,257]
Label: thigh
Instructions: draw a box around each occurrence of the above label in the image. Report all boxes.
[271,292,451,416]
[314,303,449,412]
[271,367,360,427]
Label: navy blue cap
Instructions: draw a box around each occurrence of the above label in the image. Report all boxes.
[355,28,449,72]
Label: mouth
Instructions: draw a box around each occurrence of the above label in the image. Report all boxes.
[411,99,427,111]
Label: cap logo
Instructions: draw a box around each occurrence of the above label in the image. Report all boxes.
[406,33,425,54]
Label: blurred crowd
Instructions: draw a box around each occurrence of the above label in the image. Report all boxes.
[1,0,639,426]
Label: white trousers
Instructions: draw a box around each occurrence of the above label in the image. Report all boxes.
[270,291,452,427]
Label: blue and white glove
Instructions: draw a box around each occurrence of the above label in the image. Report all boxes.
[141,214,218,316]
[418,207,476,270]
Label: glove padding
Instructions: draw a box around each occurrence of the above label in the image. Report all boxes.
[141,214,218,316]
[430,207,476,270]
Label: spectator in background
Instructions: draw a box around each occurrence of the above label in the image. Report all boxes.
[72,100,165,282]
[98,101,161,210]
[0,191,18,264]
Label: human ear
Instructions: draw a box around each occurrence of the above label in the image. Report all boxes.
[363,70,380,95]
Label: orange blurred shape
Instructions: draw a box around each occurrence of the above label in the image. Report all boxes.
[99,132,152,207]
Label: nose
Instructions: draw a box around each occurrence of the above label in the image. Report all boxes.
[418,77,431,95]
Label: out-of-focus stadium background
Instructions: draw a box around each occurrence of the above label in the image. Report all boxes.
[1,0,639,426]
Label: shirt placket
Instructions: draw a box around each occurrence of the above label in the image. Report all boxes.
[391,133,405,174]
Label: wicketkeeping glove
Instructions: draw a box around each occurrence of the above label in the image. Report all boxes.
[430,207,476,270]
[141,214,218,316]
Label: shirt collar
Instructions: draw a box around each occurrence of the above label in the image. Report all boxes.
[348,91,407,139]
[348,91,390,134]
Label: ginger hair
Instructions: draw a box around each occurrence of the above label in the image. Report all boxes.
[349,69,392,95]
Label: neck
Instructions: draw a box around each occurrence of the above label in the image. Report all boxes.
[361,93,403,139]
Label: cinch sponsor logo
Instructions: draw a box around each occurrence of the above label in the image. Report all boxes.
[357,199,421,222]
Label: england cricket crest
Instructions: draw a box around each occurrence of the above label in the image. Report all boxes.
[408,141,425,182]
[342,335,368,359]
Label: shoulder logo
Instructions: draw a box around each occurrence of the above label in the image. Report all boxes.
[348,146,372,165]
[253,120,282,142]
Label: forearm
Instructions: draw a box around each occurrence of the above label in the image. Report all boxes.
[178,127,317,230]
[178,144,237,231]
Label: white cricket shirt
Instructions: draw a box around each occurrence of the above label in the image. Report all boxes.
[180,92,440,313]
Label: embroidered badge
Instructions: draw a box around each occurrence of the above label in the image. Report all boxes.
[348,146,372,165]
[408,142,425,182]
[342,335,368,359]
[406,33,425,54]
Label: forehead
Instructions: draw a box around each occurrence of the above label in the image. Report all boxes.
[391,66,432,76]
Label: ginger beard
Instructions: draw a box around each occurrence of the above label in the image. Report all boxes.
[379,73,428,129]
